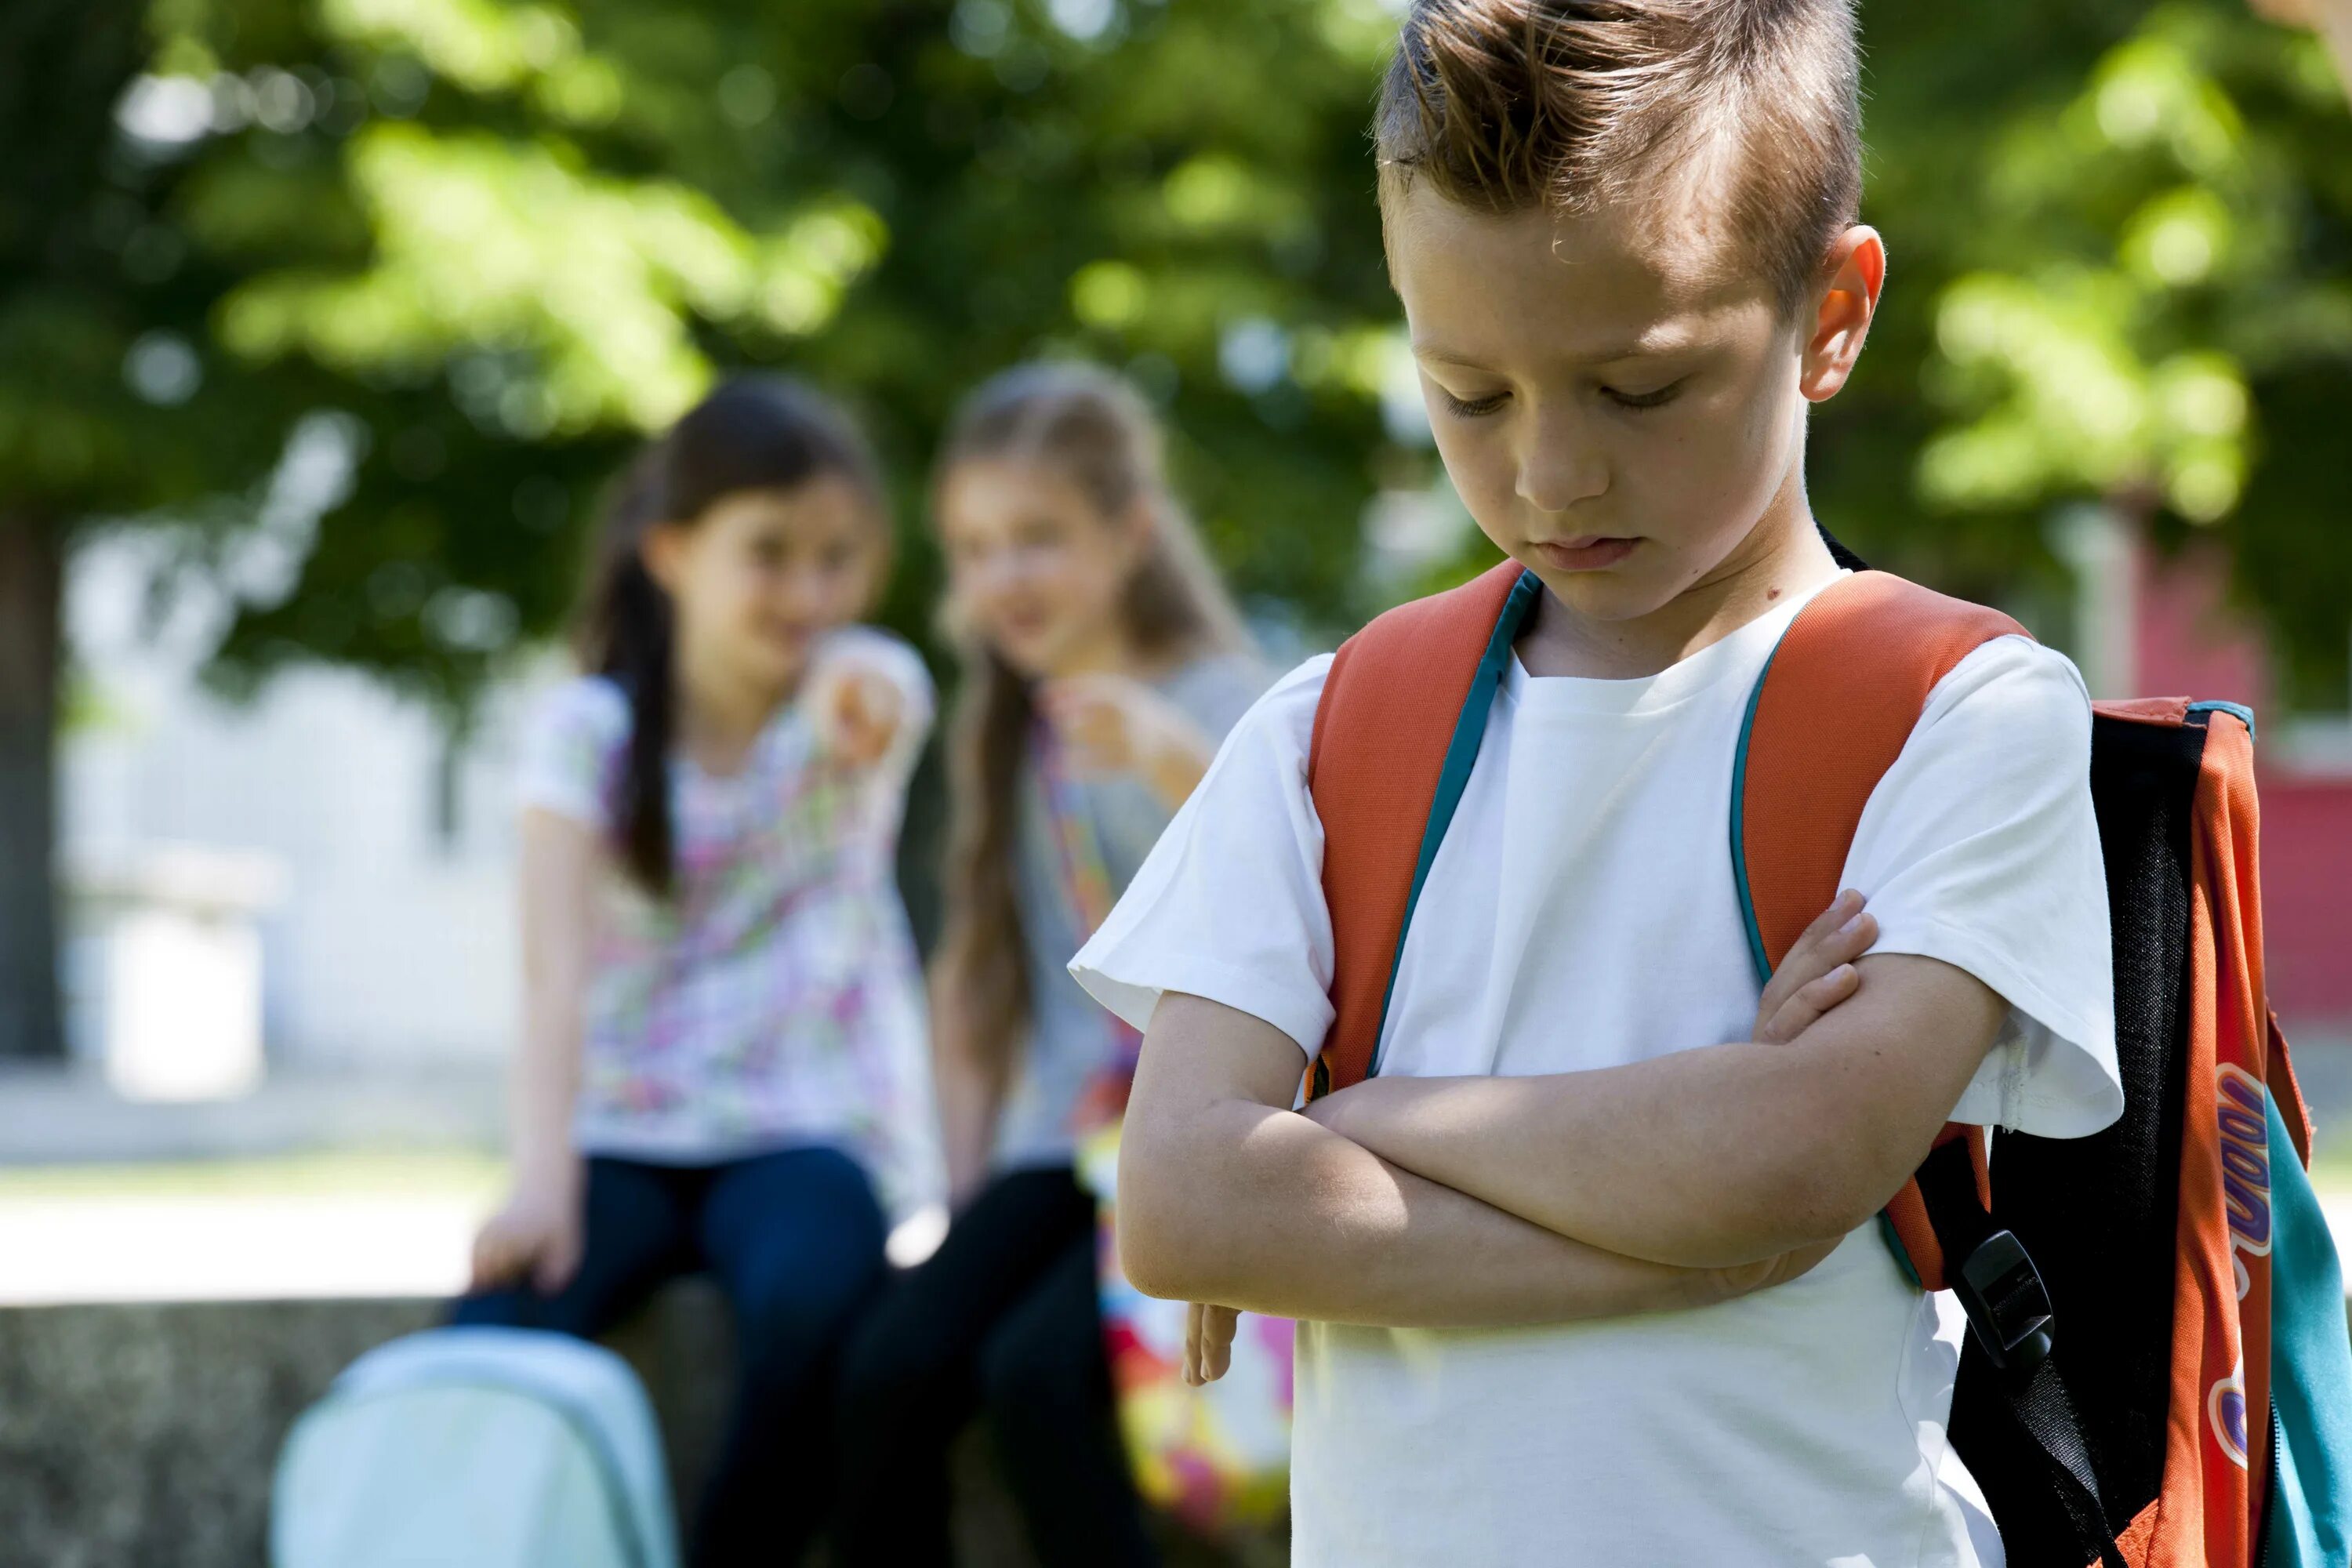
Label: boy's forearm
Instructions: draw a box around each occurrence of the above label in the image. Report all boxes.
[1119,1091,1734,1328]
[1318,954,2007,1268]
[1121,990,1776,1325]
[1310,1052,1846,1269]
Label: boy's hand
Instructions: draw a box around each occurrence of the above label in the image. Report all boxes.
[1752,888,1878,1045]
[808,653,907,768]
[1185,1301,1240,1385]
[470,1174,583,1297]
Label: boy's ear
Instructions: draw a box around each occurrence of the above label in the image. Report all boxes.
[1798,225,1886,405]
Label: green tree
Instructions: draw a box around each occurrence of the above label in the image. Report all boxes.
[1818,3,2352,703]
[2,0,316,1059]
[5,0,2347,1063]
[0,0,1409,1058]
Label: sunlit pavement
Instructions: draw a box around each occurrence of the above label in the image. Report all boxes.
[0,1187,950,1306]
[0,1191,488,1305]
[0,1184,2338,1308]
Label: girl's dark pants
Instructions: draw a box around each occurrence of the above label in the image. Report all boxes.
[832,1164,1159,1567]
[451,1144,887,1568]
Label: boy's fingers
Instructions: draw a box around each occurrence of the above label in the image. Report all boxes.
[1762,902,1876,1023]
[1200,1305,1238,1382]
[1794,888,1864,949]
[1766,964,1858,1042]
[1822,909,1877,963]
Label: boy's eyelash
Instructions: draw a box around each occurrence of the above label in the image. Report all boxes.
[1437,382,1685,418]
[1604,380,1685,411]
[1439,388,1509,419]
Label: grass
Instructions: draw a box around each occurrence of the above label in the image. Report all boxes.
[0,1149,506,1202]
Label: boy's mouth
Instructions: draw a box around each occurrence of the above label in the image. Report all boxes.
[1531,536,1639,572]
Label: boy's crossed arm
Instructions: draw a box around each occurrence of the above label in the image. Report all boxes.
[1307,938,2008,1272]
[1115,893,1876,1340]
[1115,995,1825,1334]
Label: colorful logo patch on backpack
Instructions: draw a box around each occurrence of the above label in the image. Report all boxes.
[2209,1354,2250,1471]
[2216,1063,2273,1303]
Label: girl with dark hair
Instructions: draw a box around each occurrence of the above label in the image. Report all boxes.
[459,376,940,1568]
[833,362,1269,1567]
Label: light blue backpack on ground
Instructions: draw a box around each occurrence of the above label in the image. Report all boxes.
[271,1326,680,1568]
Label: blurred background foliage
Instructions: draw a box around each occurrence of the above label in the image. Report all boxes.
[10,0,2350,692]
[1826,1,2352,705]
[2,0,2347,1056]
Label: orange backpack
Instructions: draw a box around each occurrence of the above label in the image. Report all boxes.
[1304,553,2352,1568]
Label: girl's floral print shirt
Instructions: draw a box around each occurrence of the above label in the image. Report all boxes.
[515,626,942,1215]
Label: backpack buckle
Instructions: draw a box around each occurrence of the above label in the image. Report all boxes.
[1955,1229,2053,1375]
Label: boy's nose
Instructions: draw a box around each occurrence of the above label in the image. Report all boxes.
[1515,414,1608,515]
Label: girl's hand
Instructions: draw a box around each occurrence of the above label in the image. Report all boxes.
[1184,1301,1240,1385]
[808,652,908,769]
[470,1174,583,1297]
[1037,673,1214,808]
[1751,888,1878,1045]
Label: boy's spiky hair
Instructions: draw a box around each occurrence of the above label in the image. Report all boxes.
[1375,0,1862,315]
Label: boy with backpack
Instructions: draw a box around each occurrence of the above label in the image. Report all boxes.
[1071,3,2347,1564]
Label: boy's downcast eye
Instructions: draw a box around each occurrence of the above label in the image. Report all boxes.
[1602,379,1685,412]
[1438,387,1511,419]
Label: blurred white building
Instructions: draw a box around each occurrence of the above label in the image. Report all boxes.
[59,532,535,1076]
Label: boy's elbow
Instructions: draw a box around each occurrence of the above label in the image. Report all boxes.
[1112,1120,1219,1301]
[1113,1206,1194,1301]
[1773,1165,1884,1248]
[1759,1136,1917,1250]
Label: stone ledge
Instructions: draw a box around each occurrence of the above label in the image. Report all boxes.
[0,1287,1276,1568]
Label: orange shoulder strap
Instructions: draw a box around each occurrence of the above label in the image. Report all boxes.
[1737,569,2027,1290]
[1736,570,2028,969]
[1306,560,1534,1099]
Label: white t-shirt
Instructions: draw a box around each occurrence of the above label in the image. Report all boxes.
[1071,575,2121,1568]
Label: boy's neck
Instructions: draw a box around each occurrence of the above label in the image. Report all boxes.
[1517,503,1841,681]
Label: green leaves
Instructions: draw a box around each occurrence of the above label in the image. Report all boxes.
[1902,5,2345,529]
[217,124,887,434]
[13,0,2350,712]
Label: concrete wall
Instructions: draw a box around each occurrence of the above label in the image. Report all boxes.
[0,1287,1274,1568]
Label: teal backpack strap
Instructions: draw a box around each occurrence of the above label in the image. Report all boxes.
[2261,1086,2352,1568]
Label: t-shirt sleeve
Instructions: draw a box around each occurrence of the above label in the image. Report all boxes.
[514,676,630,829]
[1069,654,1338,1056]
[1843,635,2121,1138]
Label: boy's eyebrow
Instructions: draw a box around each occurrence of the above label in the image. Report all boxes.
[1411,328,1702,371]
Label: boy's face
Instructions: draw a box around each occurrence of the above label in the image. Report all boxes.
[1387,180,1873,624]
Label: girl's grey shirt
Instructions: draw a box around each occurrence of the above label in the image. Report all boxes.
[991,652,1272,1172]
